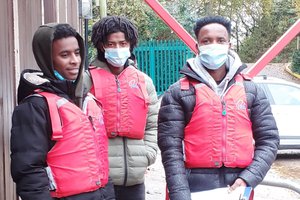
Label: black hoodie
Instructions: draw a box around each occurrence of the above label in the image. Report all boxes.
[17,23,85,106]
[10,23,115,200]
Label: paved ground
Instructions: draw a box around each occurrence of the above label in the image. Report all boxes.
[249,63,300,84]
[145,63,300,200]
[145,152,300,200]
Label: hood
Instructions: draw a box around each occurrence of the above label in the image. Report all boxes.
[17,69,80,104]
[181,50,247,95]
[30,23,85,106]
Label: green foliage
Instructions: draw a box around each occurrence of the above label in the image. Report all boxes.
[238,0,298,63]
[273,41,297,63]
[86,0,299,64]
[104,0,178,40]
[238,15,280,63]
[86,0,183,62]
[291,49,300,74]
[85,20,96,64]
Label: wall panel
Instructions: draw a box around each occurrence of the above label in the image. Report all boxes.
[0,0,79,199]
[0,0,17,199]
[18,0,43,71]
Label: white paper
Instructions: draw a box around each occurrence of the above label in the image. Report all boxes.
[191,186,248,200]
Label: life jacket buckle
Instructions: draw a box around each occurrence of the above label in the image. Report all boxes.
[109,132,118,138]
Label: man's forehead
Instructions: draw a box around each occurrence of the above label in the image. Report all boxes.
[198,23,229,38]
[201,23,228,32]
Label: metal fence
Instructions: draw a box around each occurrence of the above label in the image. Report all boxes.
[134,40,195,95]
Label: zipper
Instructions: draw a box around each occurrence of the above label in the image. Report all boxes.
[116,77,121,92]
[88,116,95,131]
[115,71,127,185]
[122,137,128,185]
[221,99,227,165]
[220,78,232,165]
[115,76,121,132]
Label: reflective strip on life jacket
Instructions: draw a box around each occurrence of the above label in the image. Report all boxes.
[39,92,63,140]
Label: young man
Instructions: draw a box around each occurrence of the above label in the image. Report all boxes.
[10,23,114,200]
[84,16,159,200]
[158,16,280,200]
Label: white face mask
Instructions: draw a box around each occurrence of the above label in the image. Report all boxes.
[198,44,229,70]
[104,47,131,68]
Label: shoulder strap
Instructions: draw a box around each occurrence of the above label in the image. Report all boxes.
[180,77,190,90]
[88,66,103,98]
[137,71,149,104]
[239,73,252,81]
[234,73,252,86]
[38,92,63,140]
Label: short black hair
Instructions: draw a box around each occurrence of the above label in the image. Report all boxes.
[91,15,138,61]
[53,23,77,40]
[193,16,231,39]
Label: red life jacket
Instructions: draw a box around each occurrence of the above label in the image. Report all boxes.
[39,92,109,198]
[89,66,149,139]
[182,75,254,168]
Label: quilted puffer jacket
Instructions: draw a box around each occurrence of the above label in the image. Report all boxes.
[158,51,279,200]
[84,58,159,186]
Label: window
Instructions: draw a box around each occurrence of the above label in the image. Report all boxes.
[267,83,300,105]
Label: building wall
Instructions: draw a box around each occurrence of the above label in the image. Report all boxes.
[0,0,80,199]
[0,0,17,198]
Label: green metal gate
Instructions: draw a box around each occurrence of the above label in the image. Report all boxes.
[134,40,194,95]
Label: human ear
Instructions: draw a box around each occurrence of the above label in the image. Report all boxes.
[196,43,199,54]
[99,43,105,52]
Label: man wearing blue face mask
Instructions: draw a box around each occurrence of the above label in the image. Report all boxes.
[84,16,159,200]
[10,23,114,200]
[158,15,279,200]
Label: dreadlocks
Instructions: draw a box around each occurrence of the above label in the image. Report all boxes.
[91,16,138,61]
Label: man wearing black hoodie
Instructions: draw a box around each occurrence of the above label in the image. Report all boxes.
[10,23,115,200]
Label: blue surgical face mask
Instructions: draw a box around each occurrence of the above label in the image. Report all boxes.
[198,44,229,70]
[104,47,131,68]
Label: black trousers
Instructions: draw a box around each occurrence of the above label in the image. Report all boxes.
[114,183,145,200]
[54,178,116,200]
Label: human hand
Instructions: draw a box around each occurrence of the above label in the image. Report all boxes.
[228,178,247,193]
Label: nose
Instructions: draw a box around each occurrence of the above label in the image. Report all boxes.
[70,53,81,64]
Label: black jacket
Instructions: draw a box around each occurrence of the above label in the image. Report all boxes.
[10,23,114,200]
[158,54,279,200]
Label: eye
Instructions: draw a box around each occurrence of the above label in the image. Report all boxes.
[218,38,228,44]
[75,50,80,56]
[121,41,129,47]
[105,42,116,48]
[60,53,68,58]
[200,39,210,45]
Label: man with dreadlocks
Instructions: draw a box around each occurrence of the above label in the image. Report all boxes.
[84,16,159,200]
